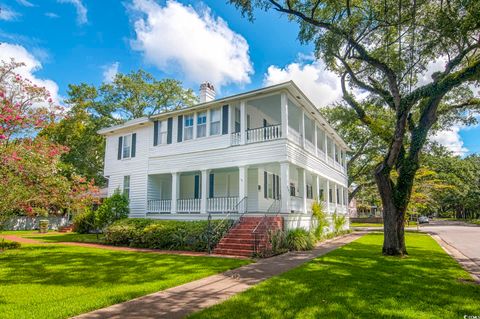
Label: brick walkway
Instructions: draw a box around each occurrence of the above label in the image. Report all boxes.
[73,232,364,319]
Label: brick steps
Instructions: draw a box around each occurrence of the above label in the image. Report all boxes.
[213,216,283,257]
[58,225,74,233]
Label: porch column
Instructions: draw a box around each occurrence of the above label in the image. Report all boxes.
[299,168,307,214]
[171,172,179,214]
[238,166,248,212]
[300,111,305,148]
[200,169,209,214]
[326,179,330,213]
[240,101,247,144]
[315,175,320,201]
[280,162,290,213]
[324,132,328,161]
[281,92,288,138]
[314,124,318,156]
[334,183,338,211]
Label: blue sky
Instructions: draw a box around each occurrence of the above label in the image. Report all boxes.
[1,0,478,154]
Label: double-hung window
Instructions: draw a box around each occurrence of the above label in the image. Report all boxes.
[210,108,221,135]
[123,175,130,198]
[122,134,132,159]
[306,185,313,199]
[157,121,168,145]
[197,112,207,138]
[184,115,194,140]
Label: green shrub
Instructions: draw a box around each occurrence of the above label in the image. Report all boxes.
[268,229,288,255]
[72,208,96,234]
[104,219,232,252]
[285,228,315,251]
[311,200,329,239]
[0,240,21,251]
[95,192,129,230]
[332,211,347,234]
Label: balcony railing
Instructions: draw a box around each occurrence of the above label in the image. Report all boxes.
[207,196,239,213]
[231,124,282,146]
[247,124,281,143]
[148,199,171,213]
[177,198,201,213]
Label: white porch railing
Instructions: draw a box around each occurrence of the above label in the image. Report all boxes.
[317,148,326,159]
[207,196,239,213]
[231,132,241,146]
[177,198,201,213]
[305,139,315,154]
[290,196,303,212]
[288,128,302,145]
[148,200,171,213]
[247,124,281,143]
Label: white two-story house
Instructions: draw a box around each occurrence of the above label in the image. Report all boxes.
[98,81,349,230]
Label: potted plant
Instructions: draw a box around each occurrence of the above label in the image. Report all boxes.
[37,208,49,233]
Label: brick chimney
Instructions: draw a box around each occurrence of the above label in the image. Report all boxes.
[199,81,215,103]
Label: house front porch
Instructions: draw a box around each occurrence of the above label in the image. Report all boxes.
[146,162,348,218]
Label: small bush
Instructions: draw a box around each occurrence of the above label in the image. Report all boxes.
[0,240,21,251]
[332,212,347,234]
[311,200,329,239]
[72,208,96,234]
[95,192,129,230]
[285,228,315,251]
[104,218,232,252]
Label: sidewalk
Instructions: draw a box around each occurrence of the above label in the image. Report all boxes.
[73,232,364,319]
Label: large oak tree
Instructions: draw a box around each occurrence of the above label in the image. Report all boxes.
[230,0,480,255]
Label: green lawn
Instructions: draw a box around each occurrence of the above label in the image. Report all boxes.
[0,244,249,319]
[1,230,104,243]
[191,232,480,319]
[351,222,417,227]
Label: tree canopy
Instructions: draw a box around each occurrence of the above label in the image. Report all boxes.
[229,0,480,255]
[41,69,197,185]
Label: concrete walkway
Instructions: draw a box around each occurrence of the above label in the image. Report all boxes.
[73,232,364,319]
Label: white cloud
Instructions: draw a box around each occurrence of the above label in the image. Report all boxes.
[0,5,20,20]
[102,62,120,83]
[45,12,60,18]
[431,126,468,155]
[263,58,341,108]
[16,0,34,7]
[130,0,253,88]
[58,0,87,25]
[0,43,61,105]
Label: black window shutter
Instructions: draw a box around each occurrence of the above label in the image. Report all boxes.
[117,136,123,160]
[131,133,136,157]
[276,175,280,199]
[272,174,276,200]
[264,171,267,198]
[153,120,159,146]
[167,117,173,144]
[222,105,229,135]
[177,115,183,142]
[194,175,200,199]
[209,173,214,198]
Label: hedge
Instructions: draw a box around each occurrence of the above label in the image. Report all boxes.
[104,218,233,252]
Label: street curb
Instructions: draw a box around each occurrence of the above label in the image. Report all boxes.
[427,232,480,284]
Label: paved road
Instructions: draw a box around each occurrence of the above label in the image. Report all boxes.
[421,220,480,265]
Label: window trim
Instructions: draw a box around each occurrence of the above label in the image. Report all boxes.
[122,134,132,159]
[184,114,194,141]
[210,108,221,136]
[123,175,130,198]
[196,111,207,138]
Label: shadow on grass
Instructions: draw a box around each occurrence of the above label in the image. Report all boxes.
[190,233,480,319]
[0,245,246,288]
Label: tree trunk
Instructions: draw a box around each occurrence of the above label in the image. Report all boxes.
[375,167,408,256]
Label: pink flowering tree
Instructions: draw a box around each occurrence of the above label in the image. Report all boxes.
[0,59,98,228]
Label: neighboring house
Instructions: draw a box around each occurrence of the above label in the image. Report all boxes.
[98,81,349,230]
